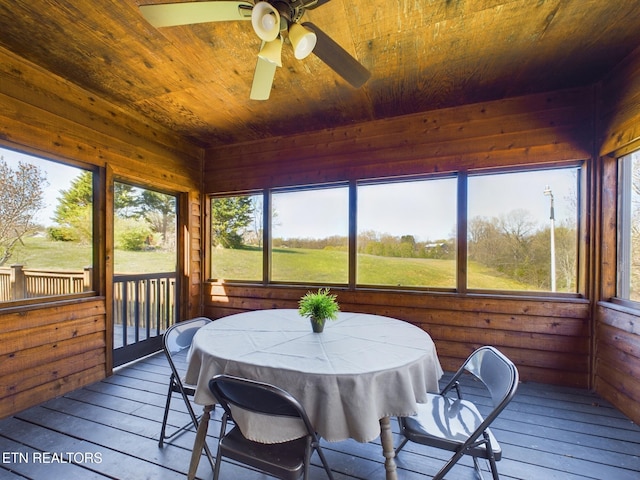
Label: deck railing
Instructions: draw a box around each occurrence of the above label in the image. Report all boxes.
[113,272,176,348]
[0,266,176,350]
[0,265,92,301]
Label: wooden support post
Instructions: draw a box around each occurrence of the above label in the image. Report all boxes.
[10,264,25,300]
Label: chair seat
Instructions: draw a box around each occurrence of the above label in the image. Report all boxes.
[403,393,502,460]
[220,425,309,480]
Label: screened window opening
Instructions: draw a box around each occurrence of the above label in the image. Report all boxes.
[0,147,94,303]
[271,186,349,284]
[211,193,264,282]
[467,167,579,293]
[357,178,457,288]
[617,150,640,303]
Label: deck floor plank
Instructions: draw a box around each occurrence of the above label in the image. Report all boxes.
[1,352,639,480]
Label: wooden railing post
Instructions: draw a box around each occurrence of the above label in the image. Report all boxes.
[10,264,25,300]
[83,266,93,292]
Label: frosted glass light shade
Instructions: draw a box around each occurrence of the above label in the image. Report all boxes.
[258,37,283,67]
[289,22,317,59]
[251,2,280,42]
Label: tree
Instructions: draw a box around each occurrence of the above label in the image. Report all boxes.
[249,195,263,247]
[211,196,254,248]
[114,183,138,217]
[137,190,176,246]
[0,157,47,265]
[49,171,92,243]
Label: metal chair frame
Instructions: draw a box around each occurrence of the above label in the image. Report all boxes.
[158,317,215,469]
[395,346,519,480]
[208,374,334,480]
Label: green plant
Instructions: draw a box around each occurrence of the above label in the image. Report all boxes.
[298,288,340,321]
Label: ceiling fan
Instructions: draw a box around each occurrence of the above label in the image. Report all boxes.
[139,0,371,100]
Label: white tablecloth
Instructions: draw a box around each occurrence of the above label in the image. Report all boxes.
[185,309,443,443]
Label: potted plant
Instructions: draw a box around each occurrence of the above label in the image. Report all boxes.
[298,288,340,333]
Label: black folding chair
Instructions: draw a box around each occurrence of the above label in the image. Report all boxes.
[395,346,519,480]
[208,374,334,480]
[158,317,214,468]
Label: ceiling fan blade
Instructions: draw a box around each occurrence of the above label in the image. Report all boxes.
[250,55,277,100]
[302,22,370,88]
[140,1,253,28]
[301,0,333,10]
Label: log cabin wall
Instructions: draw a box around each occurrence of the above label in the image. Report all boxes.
[594,44,640,424]
[203,87,595,388]
[0,47,204,419]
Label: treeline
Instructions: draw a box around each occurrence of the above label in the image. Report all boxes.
[272,231,454,260]
[468,212,576,291]
[270,213,577,292]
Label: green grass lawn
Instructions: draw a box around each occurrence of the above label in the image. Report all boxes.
[11,238,536,290]
[8,236,176,273]
[212,246,535,290]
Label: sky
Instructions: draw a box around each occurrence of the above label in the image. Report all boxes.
[271,168,578,241]
[2,145,578,239]
[1,147,80,226]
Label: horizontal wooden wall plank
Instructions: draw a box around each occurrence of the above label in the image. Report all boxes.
[596,305,640,417]
[0,365,105,420]
[0,316,104,356]
[0,93,199,191]
[204,283,591,387]
[0,349,105,400]
[594,375,640,423]
[205,88,592,192]
[0,300,105,334]
[207,89,590,161]
[598,44,640,156]
[594,359,640,415]
[0,333,105,378]
[0,47,201,166]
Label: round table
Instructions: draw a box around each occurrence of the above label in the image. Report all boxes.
[185,309,443,479]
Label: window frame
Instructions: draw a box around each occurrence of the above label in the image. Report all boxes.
[268,182,350,287]
[614,150,640,307]
[465,163,584,297]
[0,145,101,307]
[208,190,266,284]
[206,162,586,299]
[355,174,458,291]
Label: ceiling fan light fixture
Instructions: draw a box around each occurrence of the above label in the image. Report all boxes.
[289,22,316,59]
[258,37,283,67]
[251,2,280,42]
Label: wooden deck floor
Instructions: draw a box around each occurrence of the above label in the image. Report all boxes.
[1,352,639,480]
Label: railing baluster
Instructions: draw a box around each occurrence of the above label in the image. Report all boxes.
[145,279,152,340]
[122,282,128,347]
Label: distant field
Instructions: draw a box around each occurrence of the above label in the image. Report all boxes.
[9,236,176,273]
[212,246,535,290]
[12,239,536,290]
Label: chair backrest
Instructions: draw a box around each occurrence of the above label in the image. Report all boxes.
[163,317,212,358]
[462,346,519,409]
[209,374,315,433]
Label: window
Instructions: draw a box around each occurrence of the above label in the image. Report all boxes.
[467,167,579,292]
[617,150,640,302]
[357,177,457,288]
[0,147,94,303]
[271,186,349,284]
[207,164,582,296]
[211,193,263,281]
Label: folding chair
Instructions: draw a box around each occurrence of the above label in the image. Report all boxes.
[395,346,519,480]
[158,317,215,468]
[208,374,335,480]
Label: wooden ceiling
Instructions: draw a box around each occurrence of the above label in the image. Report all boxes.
[1,1,640,148]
